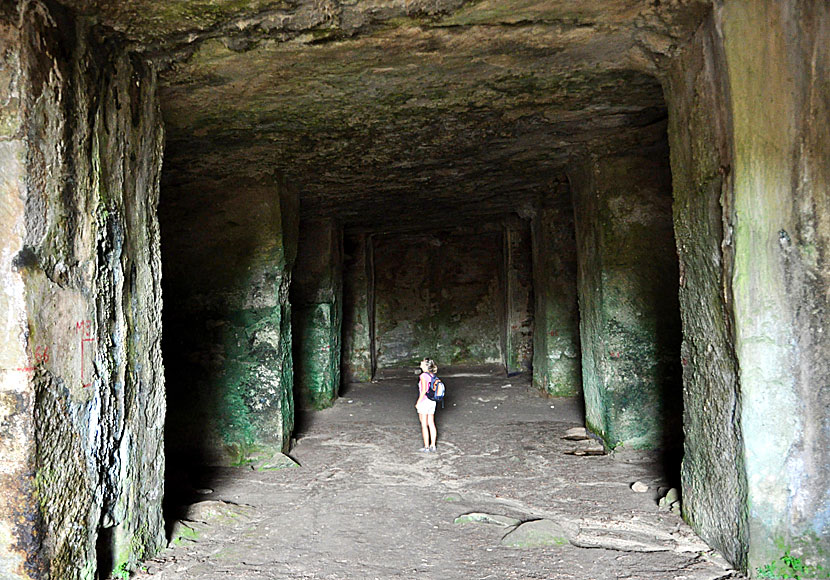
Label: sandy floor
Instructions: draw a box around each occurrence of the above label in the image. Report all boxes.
[134,371,745,580]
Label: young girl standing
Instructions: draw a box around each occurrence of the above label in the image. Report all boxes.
[415,358,438,452]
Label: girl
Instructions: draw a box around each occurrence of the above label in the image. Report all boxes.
[415,358,438,452]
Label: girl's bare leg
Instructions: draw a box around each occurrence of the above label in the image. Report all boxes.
[419,413,430,448]
[427,414,437,448]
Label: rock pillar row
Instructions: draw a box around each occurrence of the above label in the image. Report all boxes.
[292,219,343,409]
[531,187,581,396]
[667,3,830,573]
[503,216,534,376]
[341,233,374,383]
[1,3,165,579]
[569,150,682,450]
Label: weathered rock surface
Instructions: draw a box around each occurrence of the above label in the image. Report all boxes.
[341,233,374,382]
[125,0,709,232]
[161,177,299,463]
[664,9,747,570]
[292,218,343,409]
[6,0,826,577]
[1,2,166,577]
[373,224,509,368]
[666,3,830,572]
[532,192,582,396]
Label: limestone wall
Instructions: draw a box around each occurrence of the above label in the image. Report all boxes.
[341,233,374,383]
[373,225,506,369]
[503,216,534,375]
[725,1,829,573]
[667,3,830,573]
[570,150,682,450]
[721,3,830,570]
[1,2,165,577]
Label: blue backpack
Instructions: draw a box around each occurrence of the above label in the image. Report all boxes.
[426,373,446,404]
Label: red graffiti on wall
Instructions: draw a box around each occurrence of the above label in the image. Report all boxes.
[11,345,49,372]
[75,320,96,388]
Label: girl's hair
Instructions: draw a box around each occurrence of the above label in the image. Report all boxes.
[422,358,438,373]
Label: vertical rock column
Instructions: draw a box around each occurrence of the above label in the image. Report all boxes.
[341,233,374,383]
[1,3,165,578]
[722,2,829,572]
[292,219,343,409]
[668,4,830,573]
[531,191,581,396]
[503,216,533,375]
[0,13,36,577]
[664,12,748,571]
[161,178,299,464]
[570,152,682,450]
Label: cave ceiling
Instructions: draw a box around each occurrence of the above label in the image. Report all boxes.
[63,0,711,229]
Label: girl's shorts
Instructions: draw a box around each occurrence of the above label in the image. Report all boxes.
[416,398,437,415]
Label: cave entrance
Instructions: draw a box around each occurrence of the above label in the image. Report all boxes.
[155,2,687,521]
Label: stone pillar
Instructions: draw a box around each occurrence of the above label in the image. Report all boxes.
[161,177,298,464]
[570,151,682,450]
[341,233,374,383]
[667,3,830,574]
[723,3,830,571]
[664,11,748,571]
[1,3,165,578]
[292,219,343,409]
[531,191,581,396]
[503,216,533,375]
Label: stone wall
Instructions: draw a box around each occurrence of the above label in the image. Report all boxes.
[1,2,165,577]
[721,3,830,571]
[373,225,506,369]
[160,176,298,463]
[531,190,581,396]
[570,150,682,450]
[664,12,748,571]
[292,219,343,409]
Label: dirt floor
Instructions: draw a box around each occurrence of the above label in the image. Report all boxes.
[133,370,746,580]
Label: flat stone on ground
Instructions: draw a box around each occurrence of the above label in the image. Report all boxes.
[454,512,522,527]
[500,519,575,548]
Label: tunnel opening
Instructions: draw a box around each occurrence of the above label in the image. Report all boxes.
[156,20,687,507]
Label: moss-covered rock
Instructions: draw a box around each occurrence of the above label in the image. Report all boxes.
[292,219,343,409]
[570,149,682,451]
[664,11,748,572]
[161,178,298,462]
